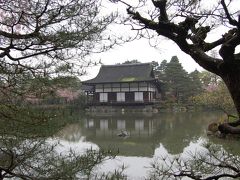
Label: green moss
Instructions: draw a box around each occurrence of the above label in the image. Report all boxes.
[121,77,136,82]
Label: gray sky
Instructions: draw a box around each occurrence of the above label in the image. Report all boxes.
[80,0,239,81]
[81,38,203,81]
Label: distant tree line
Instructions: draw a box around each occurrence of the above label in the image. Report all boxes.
[153,56,203,104]
[154,56,235,112]
[0,72,86,107]
[121,57,203,104]
[121,56,235,112]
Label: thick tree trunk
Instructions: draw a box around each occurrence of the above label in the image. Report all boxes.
[218,71,240,134]
[223,74,240,114]
[218,120,240,134]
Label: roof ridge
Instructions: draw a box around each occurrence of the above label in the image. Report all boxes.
[83,62,155,84]
[102,62,151,67]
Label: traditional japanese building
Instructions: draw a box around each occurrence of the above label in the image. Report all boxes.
[82,63,162,108]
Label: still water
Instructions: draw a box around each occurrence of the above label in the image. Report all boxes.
[53,111,240,179]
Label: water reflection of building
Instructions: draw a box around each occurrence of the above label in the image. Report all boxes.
[84,115,156,138]
[82,113,160,157]
[83,112,220,156]
[56,112,221,157]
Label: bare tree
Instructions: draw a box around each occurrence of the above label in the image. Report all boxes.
[111,0,240,134]
[0,0,121,100]
[0,0,118,178]
[0,0,118,102]
[0,0,115,66]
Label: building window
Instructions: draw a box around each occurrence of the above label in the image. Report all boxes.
[134,92,143,101]
[99,93,108,102]
[135,120,144,131]
[108,92,116,102]
[117,92,125,102]
[85,119,94,128]
[125,92,134,102]
[117,120,126,130]
[100,119,108,130]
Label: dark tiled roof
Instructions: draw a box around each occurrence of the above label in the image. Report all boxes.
[83,63,155,84]
[81,84,94,91]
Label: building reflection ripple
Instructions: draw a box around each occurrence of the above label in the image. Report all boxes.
[55,112,223,156]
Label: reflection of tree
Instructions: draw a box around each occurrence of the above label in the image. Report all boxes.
[208,136,240,156]
[150,142,240,180]
[151,112,223,154]
[0,134,109,179]
[56,124,83,142]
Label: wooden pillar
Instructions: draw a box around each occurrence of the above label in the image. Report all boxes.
[86,91,89,103]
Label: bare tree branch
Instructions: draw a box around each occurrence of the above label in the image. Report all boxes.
[221,0,240,28]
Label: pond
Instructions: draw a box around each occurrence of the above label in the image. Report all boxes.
[53,111,240,179]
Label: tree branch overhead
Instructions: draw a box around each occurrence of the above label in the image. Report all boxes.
[113,0,240,137]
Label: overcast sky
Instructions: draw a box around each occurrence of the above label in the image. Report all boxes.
[81,38,203,81]
[80,0,238,81]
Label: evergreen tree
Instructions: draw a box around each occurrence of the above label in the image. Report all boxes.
[155,60,167,80]
[156,60,168,99]
[153,57,204,103]
[159,60,167,73]
[164,56,191,103]
[113,0,240,135]
[151,61,160,72]
[188,70,203,97]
